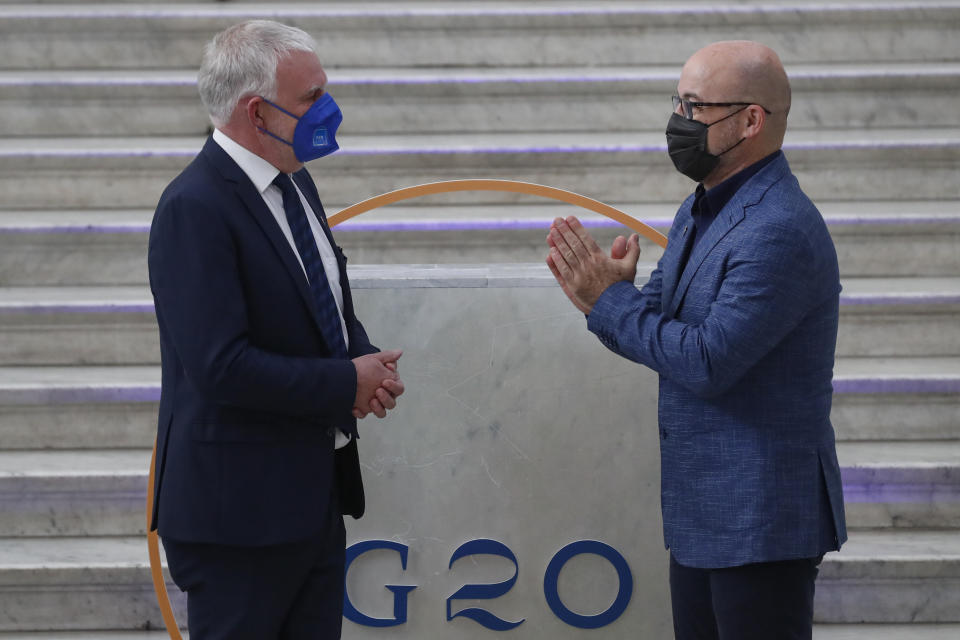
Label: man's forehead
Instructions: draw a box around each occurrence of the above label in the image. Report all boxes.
[678,57,734,97]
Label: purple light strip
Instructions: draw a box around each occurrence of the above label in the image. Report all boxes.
[833,378,960,394]
[4,294,955,315]
[842,294,960,306]
[0,5,783,21]
[0,386,160,405]
[3,138,955,160]
[4,211,959,235]
[9,67,959,89]
[2,379,954,405]
[824,215,960,226]
[2,225,149,234]
[841,483,960,504]
[0,304,153,315]
[6,214,957,235]
[335,217,670,232]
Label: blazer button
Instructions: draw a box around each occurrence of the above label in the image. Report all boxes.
[661,430,668,440]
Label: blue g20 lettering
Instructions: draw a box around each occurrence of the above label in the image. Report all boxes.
[446,539,524,630]
[342,540,417,627]
[343,538,633,630]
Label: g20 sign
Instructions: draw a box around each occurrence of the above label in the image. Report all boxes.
[146,180,668,639]
[344,538,634,630]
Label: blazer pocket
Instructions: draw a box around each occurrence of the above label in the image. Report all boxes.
[681,428,776,532]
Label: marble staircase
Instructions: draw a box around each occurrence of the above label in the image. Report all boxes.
[0,0,958,636]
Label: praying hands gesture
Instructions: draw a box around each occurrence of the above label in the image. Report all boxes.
[546,216,641,314]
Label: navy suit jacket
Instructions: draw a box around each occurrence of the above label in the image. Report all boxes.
[588,153,847,568]
[148,137,377,546]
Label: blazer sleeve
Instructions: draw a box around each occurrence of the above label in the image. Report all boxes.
[587,220,824,398]
[149,190,358,421]
[636,260,665,314]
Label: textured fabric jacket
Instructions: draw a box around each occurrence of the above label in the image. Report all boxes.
[588,153,847,568]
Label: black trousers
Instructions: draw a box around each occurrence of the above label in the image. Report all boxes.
[162,510,346,640]
[669,553,821,640]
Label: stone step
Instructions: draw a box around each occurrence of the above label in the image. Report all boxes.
[0,1,956,70]
[0,287,159,366]
[0,352,956,449]
[837,277,960,357]
[832,356,960,396]
[2,439,957,537]
[837,441,960,530]
[0,529,956,629]
[0,536,182,631]
[0,449,149,537]
[1,129,957,211]
[814,626,960,640]
[0,366,159,450]
[4,62,959,137]
[1,625,960,640]
[831,356,960,443]
[0,276,957,366]
[3,628,960,640]
[815,529,960,623]
[1,200,957,285]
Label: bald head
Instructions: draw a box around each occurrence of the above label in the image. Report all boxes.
[682,41,791,144]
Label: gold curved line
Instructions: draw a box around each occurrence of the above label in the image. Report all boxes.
[147,442,183,639]
[328,179,669,248]
[148,179,667,637]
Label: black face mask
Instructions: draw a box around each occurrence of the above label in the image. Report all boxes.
[665,107,747,182]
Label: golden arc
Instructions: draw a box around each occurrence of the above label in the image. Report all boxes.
[146,179,669,637]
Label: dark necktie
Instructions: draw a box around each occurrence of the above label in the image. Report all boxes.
[272,173,348,360]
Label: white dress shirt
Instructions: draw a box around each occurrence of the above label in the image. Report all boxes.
[212,129,352,448]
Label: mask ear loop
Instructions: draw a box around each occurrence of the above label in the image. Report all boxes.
[705,105,751,157]
[256,97,298,147]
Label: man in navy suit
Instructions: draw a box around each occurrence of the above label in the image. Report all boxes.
[148,21,404,639]
[547,41,846,639]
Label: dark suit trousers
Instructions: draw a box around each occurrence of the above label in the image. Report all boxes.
[669,553,821,640]
[162,501,346,640]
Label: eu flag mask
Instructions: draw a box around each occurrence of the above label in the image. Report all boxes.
[258,93,342,162]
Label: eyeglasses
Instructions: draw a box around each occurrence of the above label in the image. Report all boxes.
[672,95,772,120]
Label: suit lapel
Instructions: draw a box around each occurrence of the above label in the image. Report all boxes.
[200,139,327,335]
[667,202,746,318]
[664,154,790,318]
[660,205,696,315]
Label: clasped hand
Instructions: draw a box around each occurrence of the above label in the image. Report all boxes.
[352,350,404,419]
[546,216,641,314]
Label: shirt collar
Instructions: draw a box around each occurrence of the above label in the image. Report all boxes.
[694,150,782,220]
[212,128,282,194]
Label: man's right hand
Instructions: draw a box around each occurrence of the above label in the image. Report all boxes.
[352,350,403,419]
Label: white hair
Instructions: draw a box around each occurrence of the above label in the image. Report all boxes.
[198,20,319,127]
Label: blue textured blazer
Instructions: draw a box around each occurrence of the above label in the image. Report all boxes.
[148,137,377,546]
[588,153,847,568]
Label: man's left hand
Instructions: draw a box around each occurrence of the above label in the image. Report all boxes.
[547,216,641,314]
[353,361,405,419]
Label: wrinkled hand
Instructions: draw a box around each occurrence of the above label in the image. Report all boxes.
[352,350,404,419]
[546,216,640,314]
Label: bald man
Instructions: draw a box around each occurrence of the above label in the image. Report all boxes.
[547,41,846,639]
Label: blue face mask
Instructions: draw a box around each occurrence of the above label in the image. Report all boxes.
[258,93,342,162]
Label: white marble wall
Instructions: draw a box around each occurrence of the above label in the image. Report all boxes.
[345,266,670,638]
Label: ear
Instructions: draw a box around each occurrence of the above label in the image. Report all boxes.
[245,96,266,130]
[743,104,766,139]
